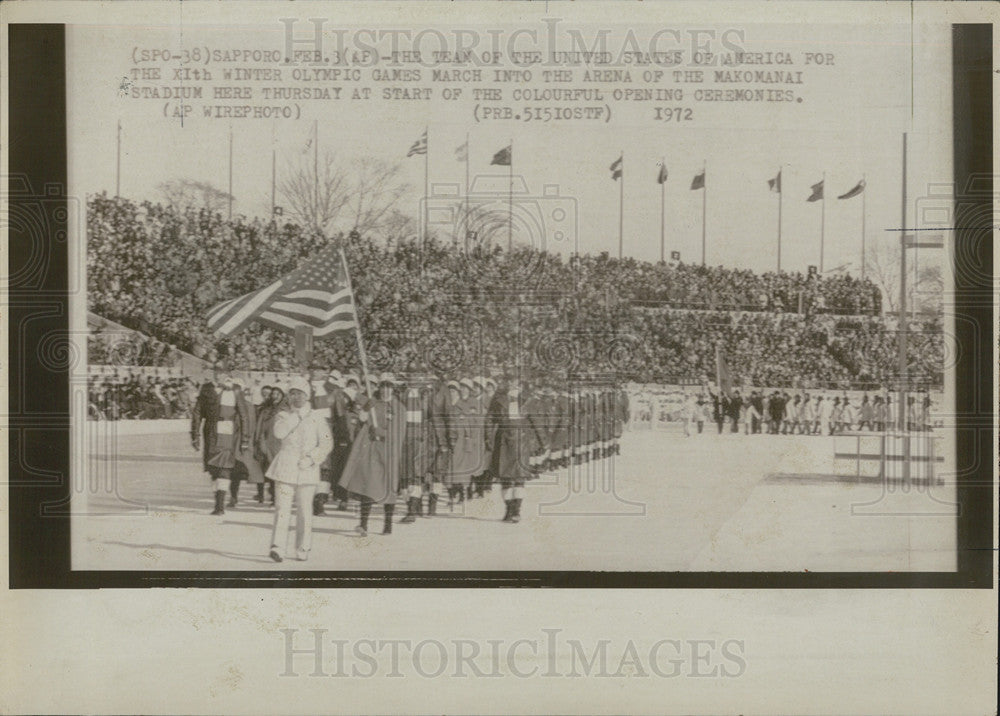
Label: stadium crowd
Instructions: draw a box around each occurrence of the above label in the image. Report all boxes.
[86,194,941,393]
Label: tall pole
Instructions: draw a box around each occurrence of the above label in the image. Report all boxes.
[227,125,233,220]
[819,170,825,273]
[618,151,624,260]
[116,120,122,197]
[777,165,783,272]
[313,119,319,230]
[424,127,430,242]
[464,131,470,247]
[339,248,378,428]
[659,157,666,263]
[898,133,908,433]
[507,138,513,252]
[861,172,867,280]
[701,162,707,266]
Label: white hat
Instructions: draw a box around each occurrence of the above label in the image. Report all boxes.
[344,373,361,386]
[287,376,310,395]
[459,377,474,391]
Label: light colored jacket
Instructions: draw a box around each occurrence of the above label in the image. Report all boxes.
[265,405,333,486]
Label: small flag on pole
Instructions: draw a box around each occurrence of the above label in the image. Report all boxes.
[206,245,357,339]
[490,145,511,166]
[610,155,623,181]
[768,170,782,193]
[407,130,427,157]
[807,180,824,202]
[837,179,865,200]
[657,163,668,184]
[691,171,705,190]
[454,141,468,162]
[273,206,284,216]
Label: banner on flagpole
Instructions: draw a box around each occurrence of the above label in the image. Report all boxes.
[837,179,865,199]
[407,130,427,157]
[610,156,623,180]
[490,145,511,166]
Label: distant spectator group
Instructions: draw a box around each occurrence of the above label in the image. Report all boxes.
[86,193,942,392]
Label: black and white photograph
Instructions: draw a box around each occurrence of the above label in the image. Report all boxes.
[65,9,964,573]
[2,1,996,714]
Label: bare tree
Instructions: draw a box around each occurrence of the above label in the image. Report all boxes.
[865,238,944,315]
[344,158,408,237]
[277,148,350,233]
[158,179,233,215]
[277,151,408,238]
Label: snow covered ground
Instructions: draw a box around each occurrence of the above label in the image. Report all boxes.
[72,423,957,572]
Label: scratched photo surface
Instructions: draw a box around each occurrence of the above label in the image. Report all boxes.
[67,14,959,572]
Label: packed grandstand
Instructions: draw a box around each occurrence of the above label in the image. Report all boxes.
[87,193,944,397]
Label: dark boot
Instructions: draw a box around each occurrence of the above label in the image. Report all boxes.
[428,493,438,516]
[255,484,265,504]
[501,500,513,522]
[401,497,417,523]
[382,504,395,535]
[357,501,371,536]
[467,484,474,500]
[211,490,225,515]
[228,479,239,508]
[416,493,425,517]
[312,493,327,516]
[511,498,522,523]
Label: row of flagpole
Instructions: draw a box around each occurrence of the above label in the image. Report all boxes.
[112,118,869,277]
[406,127,869,275]
[608,153,866,275]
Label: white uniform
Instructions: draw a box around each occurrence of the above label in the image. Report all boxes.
[268,404,333,559]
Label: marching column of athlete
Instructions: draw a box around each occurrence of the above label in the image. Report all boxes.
[192,370,630,554]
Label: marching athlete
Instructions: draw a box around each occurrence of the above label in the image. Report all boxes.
[267,376,333,562]
[486,376,548,524]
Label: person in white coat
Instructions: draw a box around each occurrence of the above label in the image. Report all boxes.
[267,377,333,563]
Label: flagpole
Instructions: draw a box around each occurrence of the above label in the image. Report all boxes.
[777,165,783,272]
[116,119,122,197]
[508,137,513,252]
[660,158,666,263]
[701,161,707,267]
[313,119,319,231]
[860,172,867,280]
[424,127,430,242]
[464,131,470,248]
[618,151,624,260]
[339,248,378,427]
[270,122,276,219]
[228,124,233,220]
[819,170,825,273]
[898,133,908,434]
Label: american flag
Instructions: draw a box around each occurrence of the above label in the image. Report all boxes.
[407,129,427,157]
[206,246,357,338]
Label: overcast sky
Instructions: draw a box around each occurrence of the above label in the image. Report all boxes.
[68,14,952,274]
